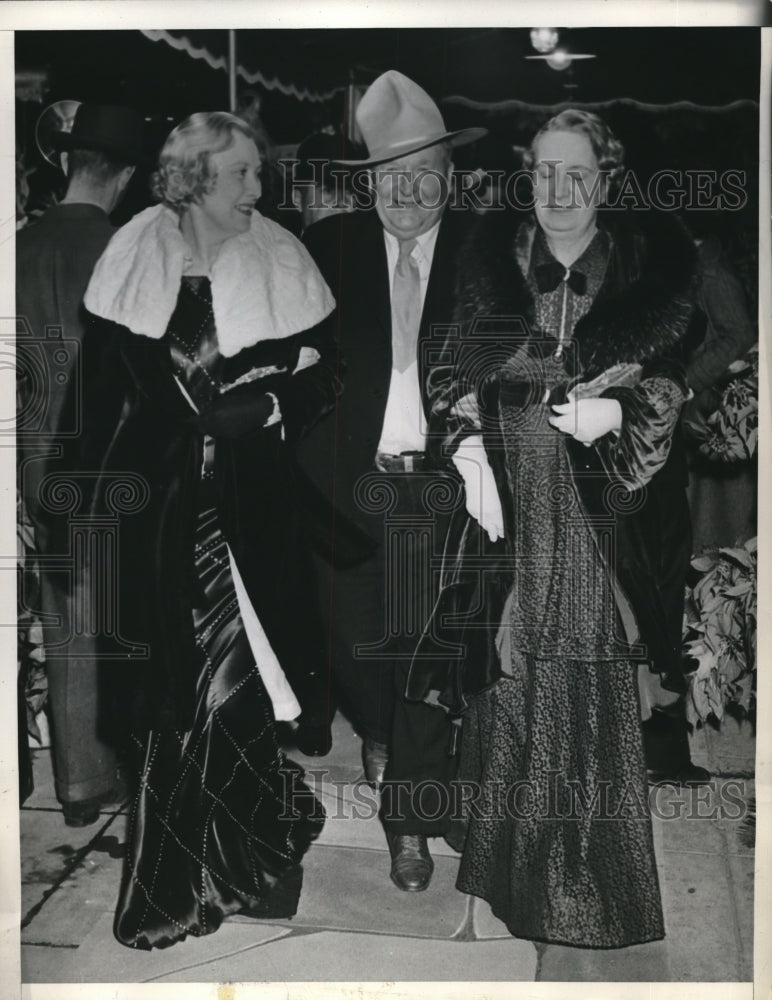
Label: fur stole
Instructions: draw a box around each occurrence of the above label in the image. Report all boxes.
[84,205,335,357]
[453,209,697,377]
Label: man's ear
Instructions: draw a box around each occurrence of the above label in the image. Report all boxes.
[60,152,69,177]
[290,188,303,212]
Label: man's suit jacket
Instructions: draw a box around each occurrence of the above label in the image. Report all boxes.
[297,207,470,560]
[17,203,116,539]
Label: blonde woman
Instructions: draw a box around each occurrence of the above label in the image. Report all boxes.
[81,112,336,948]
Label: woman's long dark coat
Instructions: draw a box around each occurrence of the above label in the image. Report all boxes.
[67,315,339,732]
[409,209,698,712]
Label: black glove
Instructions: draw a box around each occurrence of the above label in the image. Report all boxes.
[197,386,276,439]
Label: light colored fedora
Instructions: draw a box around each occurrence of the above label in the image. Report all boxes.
[336,70,486,166]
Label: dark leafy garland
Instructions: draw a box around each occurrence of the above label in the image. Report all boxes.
[683,346,758,463]
[683,537,756,724]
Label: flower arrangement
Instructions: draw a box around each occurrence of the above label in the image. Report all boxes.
[683,347,758,463]
[683,537,757,724]
[17,491,47,740]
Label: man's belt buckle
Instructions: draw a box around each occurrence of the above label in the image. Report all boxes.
[375,450,426,473]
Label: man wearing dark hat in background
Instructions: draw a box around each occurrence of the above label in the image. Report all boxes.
[290,130,360,237]
[297,71,491,890]
[17,104,144,825]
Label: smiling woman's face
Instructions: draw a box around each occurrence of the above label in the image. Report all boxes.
[196,132,262,244]
[532,129,601,244]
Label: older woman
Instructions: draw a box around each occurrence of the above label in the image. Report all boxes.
[79,112,336,949]
[420,110,697,948]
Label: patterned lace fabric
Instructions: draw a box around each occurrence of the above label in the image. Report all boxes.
[528,225,610,357]
[455,670,665,949]
[499,383,625,663]
[451,221,665,949]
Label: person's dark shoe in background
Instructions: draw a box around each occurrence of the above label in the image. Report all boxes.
[279,718,333,757]
[294,721,333,757]
[362,737,389,788]
[62,775,130,828]
[643,702,712,787]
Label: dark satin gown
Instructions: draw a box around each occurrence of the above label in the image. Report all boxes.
[114,277,324,950]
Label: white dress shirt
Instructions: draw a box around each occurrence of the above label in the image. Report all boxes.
[377,221,441,455]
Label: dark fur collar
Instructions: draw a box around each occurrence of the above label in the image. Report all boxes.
[453,209,697,376]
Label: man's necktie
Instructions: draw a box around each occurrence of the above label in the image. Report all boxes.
[391,237,421,373]
[534,260,587,296]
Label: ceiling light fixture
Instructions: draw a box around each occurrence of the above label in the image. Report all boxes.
[526,50,596,71]
[530,28,559,54]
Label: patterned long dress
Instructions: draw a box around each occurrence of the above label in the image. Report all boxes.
[454,228,665,948]
[114,277,324,950]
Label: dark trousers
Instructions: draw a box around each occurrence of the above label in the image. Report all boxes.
[312,550,396,744]
[22,450,122,806]
[382,664,460,836]
[652,483,692,673]
[314,469,461,833]
[41,566,121,805]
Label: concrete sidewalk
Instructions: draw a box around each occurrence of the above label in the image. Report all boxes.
[19,713,754,985]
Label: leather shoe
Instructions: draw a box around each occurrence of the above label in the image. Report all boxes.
[387,832,434,892]
[648,762,712,787]
[642,703,711,787]
[62,776,130,828]
[294,722,333,757]
[362,737,389,788]
[62,799,101,828]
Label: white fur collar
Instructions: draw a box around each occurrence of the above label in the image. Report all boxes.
[84,205,334,357]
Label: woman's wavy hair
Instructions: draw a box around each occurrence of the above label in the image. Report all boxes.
[523,109,625,201]
[152,111,258,211]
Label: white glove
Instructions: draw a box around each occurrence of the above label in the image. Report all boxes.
[264,391,282,427]
[452,435,504,542]
[450,392,480,425]
[293,346,321,373]
[548,396,622,444]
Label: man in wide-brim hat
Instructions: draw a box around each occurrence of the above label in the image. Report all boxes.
[336,68,486,168]
[297,70,494,892]
[17,103,144,826]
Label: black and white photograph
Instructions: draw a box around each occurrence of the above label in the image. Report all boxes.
[4,2,770,997]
